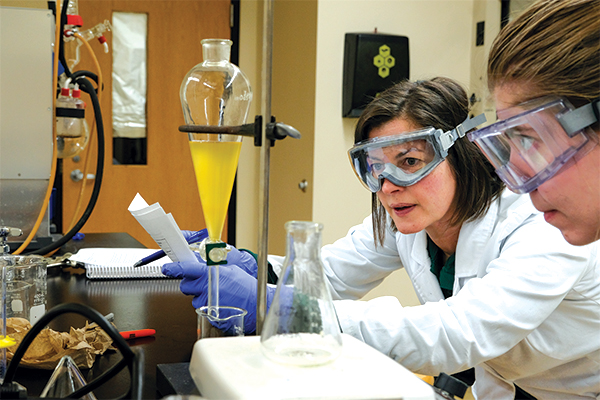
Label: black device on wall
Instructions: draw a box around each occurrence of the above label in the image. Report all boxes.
[343,33,409,118]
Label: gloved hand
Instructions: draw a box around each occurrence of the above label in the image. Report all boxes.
[162,258,275,334]
[181,231,258,278]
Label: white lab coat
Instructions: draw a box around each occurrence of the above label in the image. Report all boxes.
[269,189,600,399]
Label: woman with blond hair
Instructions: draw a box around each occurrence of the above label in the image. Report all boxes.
[469,0,600,246]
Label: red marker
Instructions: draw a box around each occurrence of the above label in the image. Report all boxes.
[120,329,156,340]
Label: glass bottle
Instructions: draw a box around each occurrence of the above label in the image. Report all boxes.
[260,221,343,366]
[56,86,89,159]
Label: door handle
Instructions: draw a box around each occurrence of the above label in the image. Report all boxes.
[298,179,308,192]
[70,169,96,182]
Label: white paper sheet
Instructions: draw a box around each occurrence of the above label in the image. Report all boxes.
[128,193,197,263]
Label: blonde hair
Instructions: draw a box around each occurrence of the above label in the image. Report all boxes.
[488,0,600,107]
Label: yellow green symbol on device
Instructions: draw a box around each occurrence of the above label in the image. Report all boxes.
[373,44,395,78]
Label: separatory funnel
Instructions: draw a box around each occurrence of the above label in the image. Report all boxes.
[180,38,252,321]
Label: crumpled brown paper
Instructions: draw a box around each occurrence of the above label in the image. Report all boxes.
[6,317,116,370]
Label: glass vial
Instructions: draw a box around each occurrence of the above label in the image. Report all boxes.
[260,221,342,366]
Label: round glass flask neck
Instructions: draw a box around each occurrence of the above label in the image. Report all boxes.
[201,38,232,63]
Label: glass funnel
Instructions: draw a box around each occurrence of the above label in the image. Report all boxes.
[180,38,252,251]
[260,221,343,366]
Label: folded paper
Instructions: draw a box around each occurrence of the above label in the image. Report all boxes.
[6,318,116,370]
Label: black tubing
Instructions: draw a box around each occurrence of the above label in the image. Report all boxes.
[3,303,141,400]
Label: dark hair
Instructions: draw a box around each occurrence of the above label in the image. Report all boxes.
[354,77,504,245]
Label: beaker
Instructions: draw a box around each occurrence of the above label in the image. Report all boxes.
[0,255,48,324]
[0,262,15,384]
[0,255,46,383]
[260,221,342,366]
[197,306,247,339]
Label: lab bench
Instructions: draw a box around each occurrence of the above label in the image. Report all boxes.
[9,233,445,400]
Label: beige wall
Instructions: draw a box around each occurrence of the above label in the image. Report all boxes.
[0,0,46,7]
[470,0,502,123]
[236,0,263,252]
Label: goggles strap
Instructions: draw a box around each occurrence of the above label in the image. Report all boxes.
[440,113,487,152]
[558,98,600,137]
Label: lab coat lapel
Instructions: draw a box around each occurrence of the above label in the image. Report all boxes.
[455,198,499,283]
[406,230,445,303]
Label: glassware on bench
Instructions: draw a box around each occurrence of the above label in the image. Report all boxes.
[260,221,343,366]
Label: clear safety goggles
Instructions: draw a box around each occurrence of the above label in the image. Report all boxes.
[468,97,599,194]
[349,114,486,192]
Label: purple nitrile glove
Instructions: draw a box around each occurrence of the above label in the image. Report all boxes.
[162,256,276,334]
[181,229,208,244]
[181,230,258,278]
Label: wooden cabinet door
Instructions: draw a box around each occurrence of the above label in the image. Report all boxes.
[62,0,232,248]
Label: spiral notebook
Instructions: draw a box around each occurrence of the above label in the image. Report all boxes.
[85,278,182,296]
[70,248,173,280]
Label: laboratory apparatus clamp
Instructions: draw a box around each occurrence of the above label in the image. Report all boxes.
[0,2,138,398]
[0,0,108,256]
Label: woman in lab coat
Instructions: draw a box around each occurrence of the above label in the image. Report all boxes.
[163,77,600,399]
[468,0,600,247]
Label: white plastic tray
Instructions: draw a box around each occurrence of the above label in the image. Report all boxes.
[189,333,435,400]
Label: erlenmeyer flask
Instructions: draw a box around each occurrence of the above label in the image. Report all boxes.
[260,221,342,366]
[40,355,97,400]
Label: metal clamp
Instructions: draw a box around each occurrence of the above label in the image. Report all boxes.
[205,242,228,266]
[178,115,301,148]
[0,227,23,255]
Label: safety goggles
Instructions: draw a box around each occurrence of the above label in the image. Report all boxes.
[349,114,486,192]
[468,97,599,194]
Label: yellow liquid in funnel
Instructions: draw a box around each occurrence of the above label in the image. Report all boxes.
[190,141,242,241]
